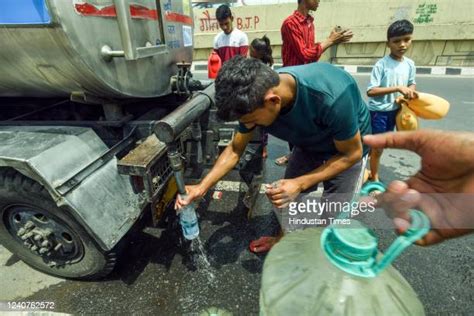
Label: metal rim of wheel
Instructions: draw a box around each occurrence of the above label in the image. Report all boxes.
[4,204,85,267]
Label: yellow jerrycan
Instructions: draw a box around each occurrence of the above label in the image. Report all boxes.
[398,93,450,120]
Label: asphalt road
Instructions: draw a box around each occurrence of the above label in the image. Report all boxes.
[1,74,473,315]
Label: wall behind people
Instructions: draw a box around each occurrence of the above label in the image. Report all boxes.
[193,0,474,66]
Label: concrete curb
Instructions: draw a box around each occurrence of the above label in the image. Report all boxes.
[191,61,474,76]
[335,65,474,76]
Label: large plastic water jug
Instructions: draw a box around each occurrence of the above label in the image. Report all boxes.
[260,182,430,316]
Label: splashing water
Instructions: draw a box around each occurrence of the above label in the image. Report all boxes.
[191,237,216,282]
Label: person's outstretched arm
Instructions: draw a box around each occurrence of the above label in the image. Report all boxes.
[175,130,253,210]
[266,131,363,208]
[367,86,418,99]
[363,130,474,245]
[320,28,353,52]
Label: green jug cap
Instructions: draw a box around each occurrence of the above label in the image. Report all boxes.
[322,181,431,278]
[322,220,378,277]
[331,221,378,261]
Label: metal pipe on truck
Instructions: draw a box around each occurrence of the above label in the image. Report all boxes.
[154,84,215,144]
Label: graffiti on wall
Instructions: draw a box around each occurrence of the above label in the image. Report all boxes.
[197,10,260,32]
[389,5,412,22]
[414,3,437,24]
[236,15,260,31]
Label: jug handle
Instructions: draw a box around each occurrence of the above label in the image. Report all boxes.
[360,181,431,274]
[395,95,409,106]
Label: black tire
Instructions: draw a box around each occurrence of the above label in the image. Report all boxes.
[0,169,116,280]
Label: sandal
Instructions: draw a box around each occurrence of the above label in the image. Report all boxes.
[249,236,279,253]
[274,155,289,166]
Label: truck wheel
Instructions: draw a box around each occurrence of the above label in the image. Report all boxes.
[0,169,116,280]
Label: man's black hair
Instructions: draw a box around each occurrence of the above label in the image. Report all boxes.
[387,19,414,40]
[216,4,232,21]
[215,55,280,121]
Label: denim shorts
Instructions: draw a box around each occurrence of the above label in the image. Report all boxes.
[370,109,399,134]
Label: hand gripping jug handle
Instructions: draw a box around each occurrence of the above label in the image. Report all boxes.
[360,182,431,274]
[322,181,430,277]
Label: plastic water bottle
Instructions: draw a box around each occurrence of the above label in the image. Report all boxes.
[260,182,430,315]
[179,196,199,240]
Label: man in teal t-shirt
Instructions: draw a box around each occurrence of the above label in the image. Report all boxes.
[175,56,371,252]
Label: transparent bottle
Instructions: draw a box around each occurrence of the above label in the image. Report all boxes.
[260,210,430,316]
[179,196,199,240]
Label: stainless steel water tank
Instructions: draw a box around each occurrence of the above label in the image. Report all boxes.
[0,0,194,98]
